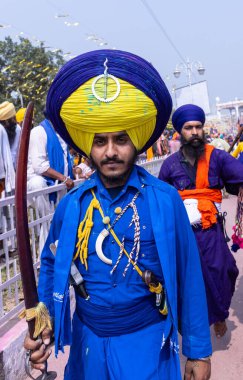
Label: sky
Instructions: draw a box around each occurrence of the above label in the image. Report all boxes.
[0,0,243,114]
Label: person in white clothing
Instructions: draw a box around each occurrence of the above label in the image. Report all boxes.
[27,125,74,191]
[0,123,15,197]
[27,116,74,250]
[74,156,94,179]
[0,101,21,169]
[0,122,15,237]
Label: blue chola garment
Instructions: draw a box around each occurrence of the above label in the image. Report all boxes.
[159,148,243,325]
[38,165,212,380]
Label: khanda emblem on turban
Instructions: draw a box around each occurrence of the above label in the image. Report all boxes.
[92,58,121,103]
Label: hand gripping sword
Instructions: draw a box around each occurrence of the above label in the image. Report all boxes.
[15,102,57,380]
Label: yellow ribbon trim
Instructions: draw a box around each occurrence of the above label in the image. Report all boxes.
[148,282,162,294]
[159,302,168,316]
[149,281,168,315]
[74,197,100,270]
[19,302,52,338]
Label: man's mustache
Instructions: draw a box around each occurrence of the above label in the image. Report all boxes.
[101,158,124,165]
[184,136,204,145]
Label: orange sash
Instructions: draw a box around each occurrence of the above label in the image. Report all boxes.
[179,145,222,229]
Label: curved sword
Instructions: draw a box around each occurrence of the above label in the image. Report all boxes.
[15,102,57,380]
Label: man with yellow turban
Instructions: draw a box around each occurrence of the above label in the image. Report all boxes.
[0,101,21,169]
[16,107,27,127]
[24,50,211,380]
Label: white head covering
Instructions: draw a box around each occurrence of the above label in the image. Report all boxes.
[0,101,16,121]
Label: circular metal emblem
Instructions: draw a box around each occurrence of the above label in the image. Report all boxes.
[91,58,120,103]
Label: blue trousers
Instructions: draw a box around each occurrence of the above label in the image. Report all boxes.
[64,313,181,380]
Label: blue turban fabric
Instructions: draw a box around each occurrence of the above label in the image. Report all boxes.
[172,104,205,134]
[46,49,172,156]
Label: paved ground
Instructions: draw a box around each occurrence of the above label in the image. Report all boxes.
[38,195,243,380]
[209,195,243,379]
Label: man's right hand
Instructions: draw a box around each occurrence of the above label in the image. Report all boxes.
[24,328,53,371]
[184,358,211,380]
[64,177,74,190]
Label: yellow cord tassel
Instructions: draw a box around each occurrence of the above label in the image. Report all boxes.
[19,302,52,338]
[74,198,100,270]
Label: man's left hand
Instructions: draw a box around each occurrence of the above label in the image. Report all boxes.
[184,359,211,380]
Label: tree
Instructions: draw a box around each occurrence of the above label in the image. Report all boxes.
[0,36,65,123]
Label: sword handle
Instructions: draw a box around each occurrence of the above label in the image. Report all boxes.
[73,283,90,300]
[25,351,57,380]
[142,269,160,287]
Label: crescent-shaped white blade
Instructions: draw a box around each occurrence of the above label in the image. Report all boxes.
[95,229,112,265]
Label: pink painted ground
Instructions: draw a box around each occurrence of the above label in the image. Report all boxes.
[38,195,243,380]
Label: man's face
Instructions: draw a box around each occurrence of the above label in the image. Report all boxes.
[1,116,17,143]
[1,116,17,130]
[90,131,137,187]
[181,121,204,147]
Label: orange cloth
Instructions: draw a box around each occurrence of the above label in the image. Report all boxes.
[146,147,154,160]
[179,145,222,229]
[172,132,179,140]
[73,156,80,166]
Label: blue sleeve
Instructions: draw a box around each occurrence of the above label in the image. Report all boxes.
[158,158,172,183]
[37,195,69,317]
[170,188,212,358]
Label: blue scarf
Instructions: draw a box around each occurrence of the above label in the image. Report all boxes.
[40,120,73,205]
[40,119,65,184]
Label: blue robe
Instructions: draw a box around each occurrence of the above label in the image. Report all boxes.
[38,165,212,379]
[159,147,242,324]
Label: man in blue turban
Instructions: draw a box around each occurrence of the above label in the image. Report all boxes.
[24,54,211,380]
[172,104,205,134]
[159,103,243,338]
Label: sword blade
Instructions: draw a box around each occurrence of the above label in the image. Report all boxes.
[15,102,37,338]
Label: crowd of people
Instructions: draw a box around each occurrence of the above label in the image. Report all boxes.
[149,126,240,160]
[0,49,243,380]
[0,102,95,201]
[0,101,94,245]
[0,100,241,202]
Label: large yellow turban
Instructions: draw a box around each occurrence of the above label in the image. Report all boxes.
[60,78,157,156]
[16,108,27,124]
[0,101,16,121]
[46,50,172,157]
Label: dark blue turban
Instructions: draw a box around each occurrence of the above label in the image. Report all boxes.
[46,49,172,156]
[172,104,205,134]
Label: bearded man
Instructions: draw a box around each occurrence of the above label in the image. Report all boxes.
[159,104,243,338]
[0,123,15,197]
[0,101,21,169]
[0,102,16,197]
[23,52,212,380]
